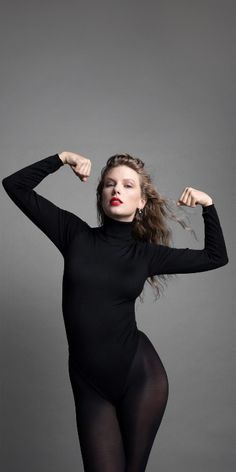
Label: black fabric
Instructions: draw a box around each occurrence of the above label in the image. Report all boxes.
[2,154,229,471]
[69,331,169,472]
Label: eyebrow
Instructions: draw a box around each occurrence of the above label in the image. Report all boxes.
[105,177,136,183]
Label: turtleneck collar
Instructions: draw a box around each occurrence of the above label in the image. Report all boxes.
[100,213,135,241]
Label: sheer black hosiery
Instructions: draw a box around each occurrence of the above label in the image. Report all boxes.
[68,331,169,472]
[116,331,169,471]
[68,360,126,472]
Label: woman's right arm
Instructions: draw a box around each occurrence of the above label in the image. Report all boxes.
[2,153,90,257]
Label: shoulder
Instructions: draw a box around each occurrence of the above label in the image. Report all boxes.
[63,209,91,234]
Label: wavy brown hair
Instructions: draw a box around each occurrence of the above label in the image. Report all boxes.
[96,153,198,302]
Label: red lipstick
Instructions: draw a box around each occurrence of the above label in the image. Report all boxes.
[110,197,123,205]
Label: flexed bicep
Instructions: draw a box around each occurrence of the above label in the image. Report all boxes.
[2,154,90,256]
[147,204,228,276]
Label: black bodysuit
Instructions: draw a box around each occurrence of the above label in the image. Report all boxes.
[2,154,229,472]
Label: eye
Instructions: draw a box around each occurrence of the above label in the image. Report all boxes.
[105,183,133,188]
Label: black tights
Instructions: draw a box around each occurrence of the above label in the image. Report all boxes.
[68,331,169,472]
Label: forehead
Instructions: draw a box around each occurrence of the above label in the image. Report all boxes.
[105,165,138,182]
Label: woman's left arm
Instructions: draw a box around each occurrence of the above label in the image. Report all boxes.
[147,188,229,276]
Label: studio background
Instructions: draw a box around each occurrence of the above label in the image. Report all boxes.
[0,0,234,471]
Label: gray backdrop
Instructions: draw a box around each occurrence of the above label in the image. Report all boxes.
[0,0,235,471]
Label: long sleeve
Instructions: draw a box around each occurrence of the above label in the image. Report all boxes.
[2,153,90,256]
[147,203,229,276]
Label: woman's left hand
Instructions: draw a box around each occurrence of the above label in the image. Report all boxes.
[176,187,213,207]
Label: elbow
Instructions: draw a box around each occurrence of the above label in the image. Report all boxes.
[203,249,229,269]
[221,255,229,266]
[213,255,229,269]
[218,248,229,267]
[2,177,16,195]
[2,177,9,192]
[2,177,11,189]
[2,177,12,195]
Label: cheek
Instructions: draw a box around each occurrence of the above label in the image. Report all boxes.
[128,192,139,203]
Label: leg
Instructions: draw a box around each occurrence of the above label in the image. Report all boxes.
[116,332,169,472]
[68,358,126,472]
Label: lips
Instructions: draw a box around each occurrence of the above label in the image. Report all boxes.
[110,198,123,204]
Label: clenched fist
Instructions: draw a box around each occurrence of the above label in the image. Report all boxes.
[176,187,213,207]
[59,151,92,182]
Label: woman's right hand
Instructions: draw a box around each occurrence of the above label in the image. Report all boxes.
[59,151,92,182]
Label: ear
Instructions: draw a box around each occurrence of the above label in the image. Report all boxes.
[140,196,147,208]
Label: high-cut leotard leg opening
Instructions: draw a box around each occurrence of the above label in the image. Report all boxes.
[68,357,126,472]
[68,331,169,472]
[116,330,169,472]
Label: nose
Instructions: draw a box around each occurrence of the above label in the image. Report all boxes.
[110,187,123,202]
[112,186,121,195]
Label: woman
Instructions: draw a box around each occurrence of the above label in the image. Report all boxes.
[2,150,229,471]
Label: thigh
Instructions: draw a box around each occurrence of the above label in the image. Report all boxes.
[116,331,169,472]
[68,357,126,472]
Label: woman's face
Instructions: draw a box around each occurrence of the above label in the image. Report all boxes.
[102,165,147,222]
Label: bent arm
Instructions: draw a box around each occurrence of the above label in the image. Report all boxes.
[2,153,90,256]
[147,204,229,276]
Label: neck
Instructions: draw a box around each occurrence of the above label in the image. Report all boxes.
[101,213,135,240]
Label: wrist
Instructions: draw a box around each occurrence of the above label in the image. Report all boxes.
[58,152,67,164]
[202,198,213,207]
